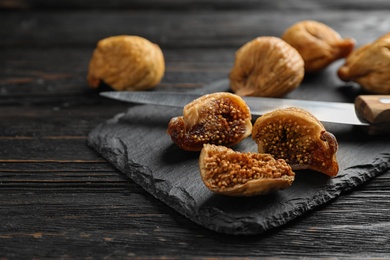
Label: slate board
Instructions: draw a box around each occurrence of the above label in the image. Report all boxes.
[87,68,390,235]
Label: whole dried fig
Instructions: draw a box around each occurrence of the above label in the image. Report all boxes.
[87,35,165,91]
[338,33,390,94]
[282,20,355,73]
[229,36,304,97]
[252,107,339,177]
[199,144,295,196]
[167,92,252,151]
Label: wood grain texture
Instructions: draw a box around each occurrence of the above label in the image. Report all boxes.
[1,10,390,48]
[2,0,390,10]
[1,0,390,258]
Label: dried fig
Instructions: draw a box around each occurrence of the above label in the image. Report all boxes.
[338,33,390,94]
[199,144,295,196]
[167,92,252,151]
[229,36,304,97]
[252,107,339,177]
[87,35,165,91]
[282,20,355,73]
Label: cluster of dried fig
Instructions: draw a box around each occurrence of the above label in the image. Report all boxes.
[87,35,165,91]
[338,33,390,94]
[167,92,339,197]
[282,20,355,73]
[229,20,356,98]
[88,21,388,96]
[91,25,348,197]
[282,21,390,94]
[229,36,304,97]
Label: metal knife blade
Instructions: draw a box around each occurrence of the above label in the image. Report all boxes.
[100,91,368,126]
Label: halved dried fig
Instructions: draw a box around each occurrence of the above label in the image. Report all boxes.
[229,36,304,97]
[199,144,295,196]
[252,107,339,177]
[282,20,355,73]
[338,33,390,94]
[167,92,252,151]
[87,35,165,91]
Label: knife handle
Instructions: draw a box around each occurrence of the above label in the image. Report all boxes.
[355,95,390,123]
[355,95,390,134]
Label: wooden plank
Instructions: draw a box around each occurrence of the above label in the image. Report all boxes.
[2,0,390,11]
[0,48,232,102]
[0,138,94,160]
[1,10,389,48]
[0,186,389,258]
[0,104,131,136]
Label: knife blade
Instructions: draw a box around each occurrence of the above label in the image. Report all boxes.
[100,91,390,128]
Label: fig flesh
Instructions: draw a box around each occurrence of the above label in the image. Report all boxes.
[167,92,252,151]
[199,144,295,196]
[252,107,339,177]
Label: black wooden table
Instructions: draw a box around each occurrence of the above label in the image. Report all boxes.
[1,0,390,258]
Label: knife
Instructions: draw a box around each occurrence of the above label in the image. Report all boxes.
[100,91,390,134]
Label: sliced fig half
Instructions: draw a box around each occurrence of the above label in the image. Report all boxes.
[252,107,339,177]
[199,144,295,196]
[167,92,252,151]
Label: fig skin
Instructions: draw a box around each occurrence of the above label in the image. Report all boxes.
[167,92,252,151]
[252,107,339,177]
[229,36,304,98]
[87,35,165,91]
[338,33,390,94]
[282,20,355,73]
[199,144,295,196]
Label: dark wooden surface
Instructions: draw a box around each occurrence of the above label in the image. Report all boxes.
[1,0,390,258]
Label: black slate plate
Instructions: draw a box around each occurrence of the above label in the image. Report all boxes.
[87,74,390,235]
